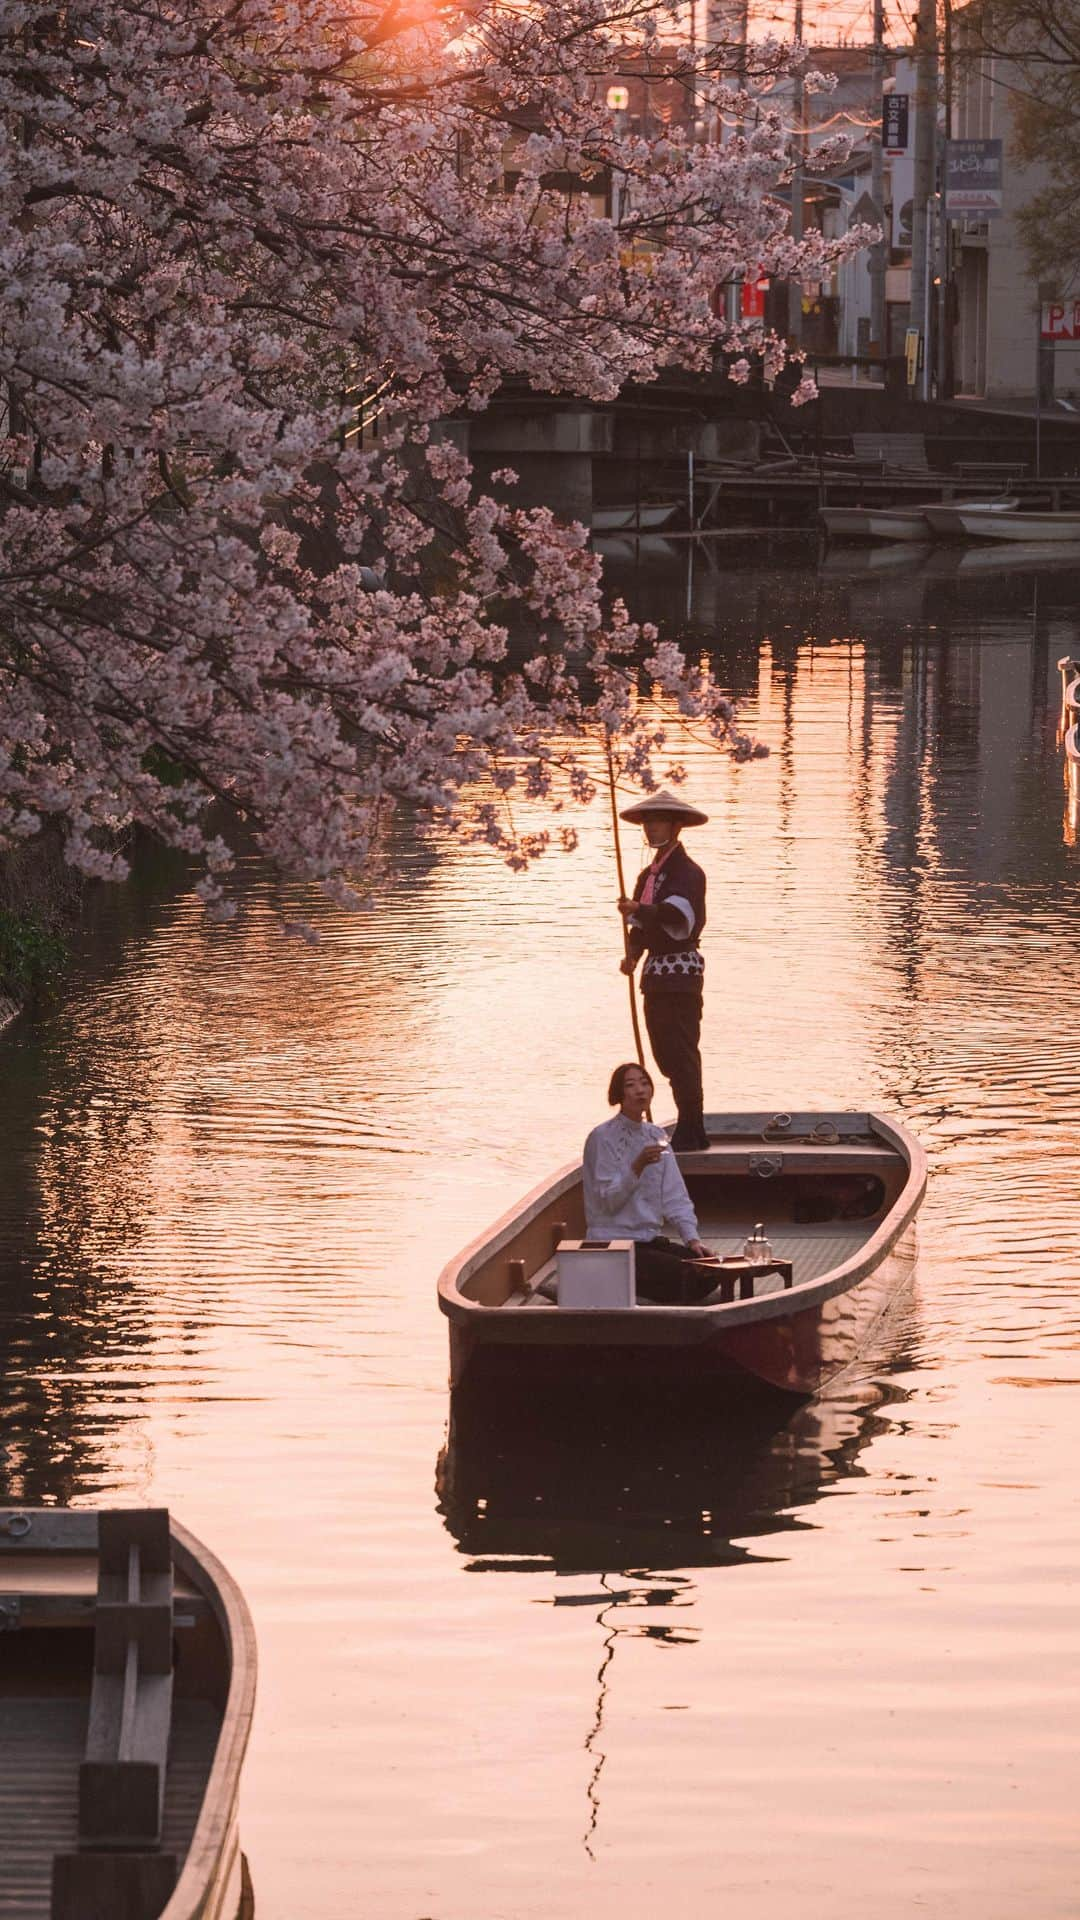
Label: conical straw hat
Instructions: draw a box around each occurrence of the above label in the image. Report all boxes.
[619,787,708,826]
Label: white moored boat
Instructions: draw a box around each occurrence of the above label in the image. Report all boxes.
[819,506,933,543]
[1060,655,1080,764]
[0,1507,256,1920]
[591,502,680,533]
[925,505,1080,542]
[820,499,1016,544]
[438,1109,926,1400]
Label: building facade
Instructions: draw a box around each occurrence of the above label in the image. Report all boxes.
[950,17,1050,401]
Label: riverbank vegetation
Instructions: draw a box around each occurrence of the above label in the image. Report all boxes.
[0,840,75,1014]
[1,0,865,916]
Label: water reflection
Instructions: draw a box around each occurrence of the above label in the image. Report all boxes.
[1,537,1079,1919]
[439,1334,918,1861]
[437,1356,914,1577]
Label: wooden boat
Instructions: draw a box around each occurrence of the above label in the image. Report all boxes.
[819,505,934,543]
[925,504,1080,542]
[438,1109,926,1399]
[0,1506,256,1920]
[591,502,680,532]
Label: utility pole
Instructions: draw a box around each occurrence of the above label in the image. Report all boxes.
[909,0,939,401]
[869,0,886,359]
[936,0,954,397]
[788,0,805,346]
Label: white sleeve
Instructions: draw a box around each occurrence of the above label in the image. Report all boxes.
[660,1150,698,1243]
[659,894,695,938]
[584,1126,639,1216]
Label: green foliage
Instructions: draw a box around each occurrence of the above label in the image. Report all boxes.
[966,0,1080,286]
[0,910,68,1008]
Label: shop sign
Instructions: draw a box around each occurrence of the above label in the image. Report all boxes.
[945,138,1003,218]
[1041,300,1080,340]
[883,94,909,154]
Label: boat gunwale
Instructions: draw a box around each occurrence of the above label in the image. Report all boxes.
[437,1110,927,1333]
[0,1508,256,1920]
[163,1517,257,1920]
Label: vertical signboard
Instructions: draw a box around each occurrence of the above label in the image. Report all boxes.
[740,274,769,323]
[882,94,909,155]
[944,139,1004,219]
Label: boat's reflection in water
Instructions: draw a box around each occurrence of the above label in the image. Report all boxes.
[436,1350,914,1577]
[240,1853,256,1917]
[437,1352,915,1855]
[1065,759,1079,848]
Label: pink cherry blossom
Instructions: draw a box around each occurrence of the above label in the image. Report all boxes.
[0,0,862,904]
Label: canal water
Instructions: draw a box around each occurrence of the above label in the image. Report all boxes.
[2,536,1079,1919]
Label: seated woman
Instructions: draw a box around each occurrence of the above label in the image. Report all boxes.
[582,1063,718,1305]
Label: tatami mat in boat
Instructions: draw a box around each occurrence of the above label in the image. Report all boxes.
[517,1221,871,1305]
[699,1221,872,1293]
[0,1696,220,1915]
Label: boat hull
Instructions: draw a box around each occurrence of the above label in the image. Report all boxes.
[927,507,1080,542]
[439,1110,926,1401]
[819,508,931,544]
[592,503,679,532]
[448,1225,916,1398]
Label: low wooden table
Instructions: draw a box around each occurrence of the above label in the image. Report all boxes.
[709,1258,794,1303]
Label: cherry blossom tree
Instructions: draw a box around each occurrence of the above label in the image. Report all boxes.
[0,0,864,910]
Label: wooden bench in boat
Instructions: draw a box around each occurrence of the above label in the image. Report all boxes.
[676,1141,901,1177]
[51,1509,179,1920]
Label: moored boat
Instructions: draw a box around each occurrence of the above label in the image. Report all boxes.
[0,1507,256,1920]
[438,1109,926,1399]
[591,502,680,532]
[818,506,934,543]
[925,505,1080,542]
[820,499,1016,544]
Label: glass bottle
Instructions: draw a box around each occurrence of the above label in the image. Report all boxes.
[743,1221,772,1265]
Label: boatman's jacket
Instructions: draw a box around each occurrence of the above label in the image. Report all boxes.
[626,842,706,995]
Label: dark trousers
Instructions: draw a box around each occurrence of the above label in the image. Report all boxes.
[644,988,706,1148]
[636,1237,717,1305]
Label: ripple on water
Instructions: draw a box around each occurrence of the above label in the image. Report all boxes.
[1,549,1079,1919]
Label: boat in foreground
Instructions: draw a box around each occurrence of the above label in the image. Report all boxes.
[0,1506,256,1920]
[438,1110,926,1399]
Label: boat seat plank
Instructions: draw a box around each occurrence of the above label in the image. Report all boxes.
[677,1143,900,1176]
[75,1512,176,1856]
[0,1554,200,1599]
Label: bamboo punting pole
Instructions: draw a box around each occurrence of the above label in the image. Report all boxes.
[604,738,646,1070]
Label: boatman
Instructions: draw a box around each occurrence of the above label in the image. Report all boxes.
[617,788,710,1152]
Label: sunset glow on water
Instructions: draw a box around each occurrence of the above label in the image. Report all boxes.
[1,540,1078,1919]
